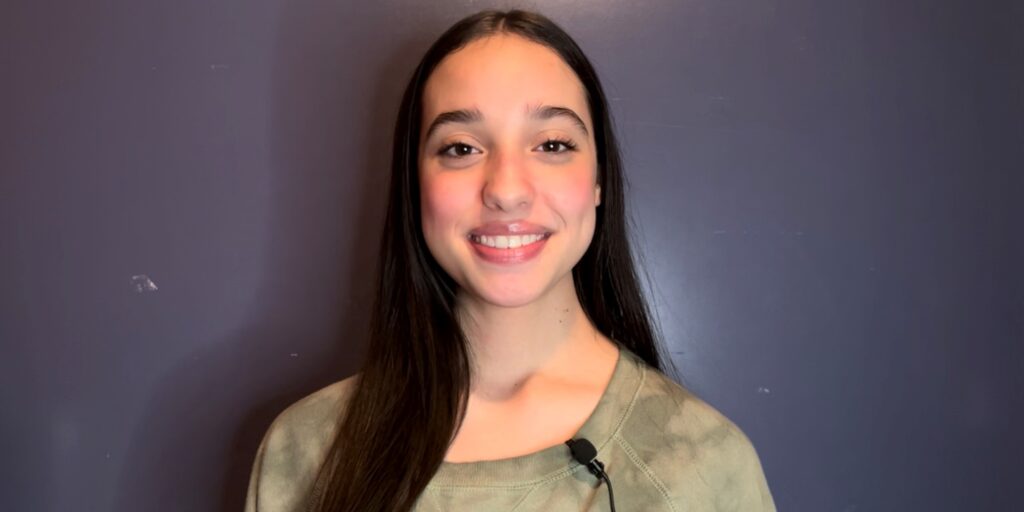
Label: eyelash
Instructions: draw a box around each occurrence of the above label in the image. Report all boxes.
[437,138,578,159]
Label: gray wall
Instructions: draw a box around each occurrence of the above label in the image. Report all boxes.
[2,1,1020,510]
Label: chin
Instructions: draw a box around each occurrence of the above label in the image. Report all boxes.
[454,275,540,307]
[476,287,544,308]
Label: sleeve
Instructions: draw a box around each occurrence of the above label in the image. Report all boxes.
[242,378,355,512]
[244,427,271,512]
[725,424,777,512]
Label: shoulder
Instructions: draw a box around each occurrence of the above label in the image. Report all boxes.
[618,361,776,511]
[271,374,360,439]
[245,375,360,512]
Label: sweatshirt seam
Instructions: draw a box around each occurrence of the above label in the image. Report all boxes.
[601,359,646,451]
[507,484,540,511]
[614,434,678,512]
[426,467,575,490]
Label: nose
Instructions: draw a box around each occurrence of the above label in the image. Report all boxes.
[482,148,533,212]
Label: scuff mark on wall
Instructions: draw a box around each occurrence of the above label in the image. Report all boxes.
[130,275,158,293]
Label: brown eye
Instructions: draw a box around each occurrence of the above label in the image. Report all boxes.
[536,139,577,153]
[438,142,480,158]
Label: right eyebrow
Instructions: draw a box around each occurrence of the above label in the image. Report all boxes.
[423,107,484,143]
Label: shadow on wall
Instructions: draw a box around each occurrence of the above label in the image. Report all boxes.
[110,5,435,511]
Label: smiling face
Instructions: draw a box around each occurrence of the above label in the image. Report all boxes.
[418,33,601,308]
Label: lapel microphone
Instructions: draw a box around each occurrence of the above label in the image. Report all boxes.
[565,438,617,512]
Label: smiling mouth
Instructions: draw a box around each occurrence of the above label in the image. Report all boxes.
[467,232,551,249]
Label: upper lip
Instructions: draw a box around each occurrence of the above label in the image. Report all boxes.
[469,221,552,236]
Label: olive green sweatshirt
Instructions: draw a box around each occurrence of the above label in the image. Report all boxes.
[245,346,776,511]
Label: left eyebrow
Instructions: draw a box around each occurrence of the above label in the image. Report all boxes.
[422,104,591,143]
[526,104,590,137]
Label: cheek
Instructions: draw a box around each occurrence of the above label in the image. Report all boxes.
[548,164,599,219]
[420,174,473,240]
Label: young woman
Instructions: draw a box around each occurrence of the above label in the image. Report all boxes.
[245,9,775,512]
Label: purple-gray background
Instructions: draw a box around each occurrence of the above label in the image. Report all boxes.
[2,1,1021,510]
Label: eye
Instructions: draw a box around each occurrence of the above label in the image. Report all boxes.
[437,142,481,159]
[535,138,578,154]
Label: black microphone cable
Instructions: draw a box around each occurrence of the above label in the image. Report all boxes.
[565,438,617,512]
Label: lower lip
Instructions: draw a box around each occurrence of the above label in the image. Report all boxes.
[468,235,550,264]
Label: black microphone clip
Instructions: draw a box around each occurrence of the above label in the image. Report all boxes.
[565,438,608,480]
[565,438,617,511]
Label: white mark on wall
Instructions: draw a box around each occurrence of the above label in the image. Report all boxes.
[130,275,158,293]
[757,386,771,395]
[290,353,299,358]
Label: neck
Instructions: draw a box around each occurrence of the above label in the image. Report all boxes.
[454,274,607,400]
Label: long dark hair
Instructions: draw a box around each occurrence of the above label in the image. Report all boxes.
[310,9,676,511]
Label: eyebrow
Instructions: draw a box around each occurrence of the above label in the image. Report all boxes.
[423,104,590,142]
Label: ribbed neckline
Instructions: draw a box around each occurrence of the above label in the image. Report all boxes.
[427,344,646,489]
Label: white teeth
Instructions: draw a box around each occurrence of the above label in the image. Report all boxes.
[471,233,546,249]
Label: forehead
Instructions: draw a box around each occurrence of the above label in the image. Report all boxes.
[421,34,590,126]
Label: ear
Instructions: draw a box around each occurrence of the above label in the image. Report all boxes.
[594,184,602,206]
